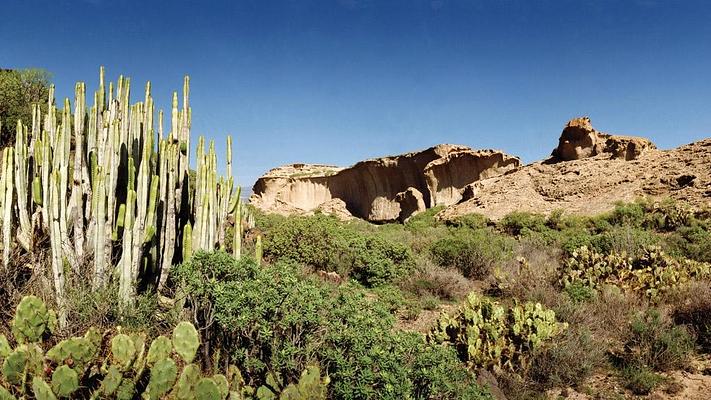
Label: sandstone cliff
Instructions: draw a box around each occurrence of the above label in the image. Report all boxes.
[250,145,521,222]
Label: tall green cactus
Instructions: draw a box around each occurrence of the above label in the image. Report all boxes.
[0,67,245,311]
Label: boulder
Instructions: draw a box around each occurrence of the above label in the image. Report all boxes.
[551,116,655,162]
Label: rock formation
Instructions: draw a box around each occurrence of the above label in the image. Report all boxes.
[439,138,711,221]
[250,145,520,222]
[551,117,656,161]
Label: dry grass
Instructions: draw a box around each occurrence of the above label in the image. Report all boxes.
[400,261,475,301]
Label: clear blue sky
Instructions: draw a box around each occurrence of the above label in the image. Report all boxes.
[2,0,710,188]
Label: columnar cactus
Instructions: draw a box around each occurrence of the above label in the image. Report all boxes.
[0,67,246,313]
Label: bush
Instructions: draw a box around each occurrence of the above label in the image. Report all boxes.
[401,264,473,301]
[428,293,567,372]
[672,281,711,351]
[172,251,491,399]
[559,245,711,299]
[607,202,646,227]
[262,214,414,286]
[589,226,659,257]
[499,212,548,236]
[666,225,711,263]
[527,327,605,389]
[624,309,694,372]
[430,228,513,279]
[622,366,665,395]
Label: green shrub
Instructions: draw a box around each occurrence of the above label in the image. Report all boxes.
[621,366,665,395]
[429,228,513,279]
[448,213,490,230]
[428,293,567,372]
[262,214,414,286]
[589,226,659,257]
[172,251,490,400]
[672,282,711,351]
[607,202,646,227]
[499,212,549,236]
[666,225,711,263]
[625,309,693,372]
[563,282,597,303]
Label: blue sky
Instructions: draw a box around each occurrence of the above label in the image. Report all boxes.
[2,0,710,188]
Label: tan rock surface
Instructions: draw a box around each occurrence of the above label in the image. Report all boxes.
[250,144,521,222]
[439,138,711,221]
[552,116,656,161]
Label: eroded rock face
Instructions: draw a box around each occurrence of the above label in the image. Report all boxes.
[250,144,520,222]
[552,117,655,162]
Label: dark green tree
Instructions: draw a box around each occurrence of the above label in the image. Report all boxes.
[0,68,52,146]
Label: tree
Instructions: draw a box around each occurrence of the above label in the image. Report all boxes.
[0,68,52,147]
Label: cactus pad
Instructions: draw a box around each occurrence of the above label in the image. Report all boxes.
[146,358,177,400]
[110,334,136,370]
[32,377,58,400]
[12,296,52,343]
[172,321,200,363]
[51,365,79,397]
[147,335,172,366]
[195,378,221,400]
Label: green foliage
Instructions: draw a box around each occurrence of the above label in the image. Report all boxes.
[172,251,490,400]
[428,293,567,372]
[560,245,711,299]
[12,295,56,344]
[0,68,51,147]
[625,309,693,372]
[621,366,665,395]
[563,282,597,303]
[499,212,548,236]
[261,214,414,286]
[0,295,329,399]
[429,228,513,279]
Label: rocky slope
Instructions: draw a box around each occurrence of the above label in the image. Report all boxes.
[250,145,520,222]
[440,120,710,221]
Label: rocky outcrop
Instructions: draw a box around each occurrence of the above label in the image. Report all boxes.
[250,145,520,223]
[440,138,711,221]
[551,117,655,162]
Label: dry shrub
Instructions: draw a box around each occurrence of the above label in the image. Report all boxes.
[527,326,607,390]
[400,262,474,301]
[670,280,711,351]
[488,239,562,306]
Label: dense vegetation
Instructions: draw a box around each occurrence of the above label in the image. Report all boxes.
[2,66,710,400]
[0,68,51,147]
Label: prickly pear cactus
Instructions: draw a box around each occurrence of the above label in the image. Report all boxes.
[195,378,221,400]
[0,386,16,400]
[146,335,172,366]
[428,292,566,371]
[32,377,58,400]
[145,357,178,400]
[560,245,711,299]
[51,365,79,398]
[99,365,124,396]
[0,335,10,359]
[2,348,30,385]
[172,321,200,363]
[12,295,54,343]
[111,334,137,371]
[174,363,201,399]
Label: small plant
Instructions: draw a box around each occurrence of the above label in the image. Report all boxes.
[429,228,513,279]
[621,366,665,395]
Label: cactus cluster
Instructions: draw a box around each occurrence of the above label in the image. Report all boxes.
[428,292,567,372]
[0,67,258,322]
[0,296,329,400]
[560,245,711,299]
